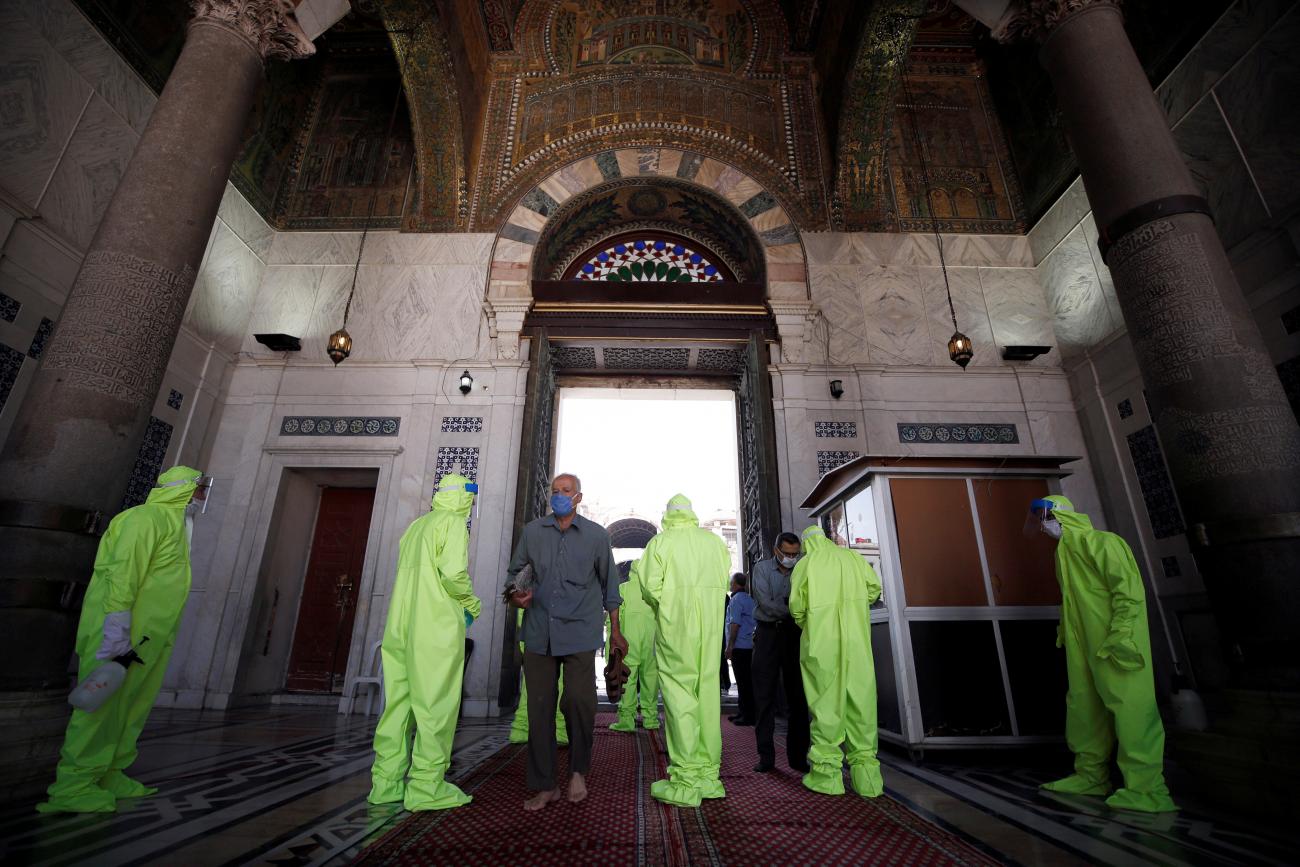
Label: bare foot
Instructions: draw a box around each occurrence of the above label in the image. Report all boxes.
[524,788,561,811]
[568,772,588,804]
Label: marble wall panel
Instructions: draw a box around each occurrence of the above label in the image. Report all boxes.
[38,93,138,250]
[187,221,266,354]
[1027,176,1090,266]
[862,265,932,366]
[0,9,93,210]
[217,182,274,261]
[919,266,997,368]
[1171,96,1270,249]
[1035,224,1118,359]
[936,234,1032,268]
[242,265,328,355]
[808,266,870,365]
[267,231,362,266]
[1213,6,1300,218]
[855,233,939,267]
[1078,214,1124,329]
[980,267,1058,365]
[801,233,858,266]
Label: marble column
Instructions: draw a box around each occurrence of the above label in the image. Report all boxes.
[0,1,313,699]
[992,1,1300,688]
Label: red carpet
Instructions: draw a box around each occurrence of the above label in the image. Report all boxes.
[354,713,1000,866]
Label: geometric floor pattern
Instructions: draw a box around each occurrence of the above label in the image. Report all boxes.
[0,706,1293,866]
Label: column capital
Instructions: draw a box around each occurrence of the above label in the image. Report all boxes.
[189,0,316,62]
[986,0,1121,45]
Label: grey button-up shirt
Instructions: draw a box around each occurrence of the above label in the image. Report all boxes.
[750,557,794,622]
[507,513,620,656]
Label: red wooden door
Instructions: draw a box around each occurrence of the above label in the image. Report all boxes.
[285,487,376,692]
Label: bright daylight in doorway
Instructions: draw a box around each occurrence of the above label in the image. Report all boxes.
[555,387,742,572]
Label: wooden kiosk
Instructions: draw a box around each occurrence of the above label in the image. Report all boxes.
[799,455,1079,753]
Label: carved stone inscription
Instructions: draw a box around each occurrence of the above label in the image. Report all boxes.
[42,251,195,405]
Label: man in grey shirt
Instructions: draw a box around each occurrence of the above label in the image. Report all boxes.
[749,531,811,774]
[507,473,627,811]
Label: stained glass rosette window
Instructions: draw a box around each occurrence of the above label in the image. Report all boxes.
[574,238,723,282]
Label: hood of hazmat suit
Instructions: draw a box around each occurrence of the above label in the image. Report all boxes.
[790,526,883,797]
[639,494,731,806]
[610,557,660,731]
[369,473,482,811]
[39,465,202,813]
[1039,495,1177,813]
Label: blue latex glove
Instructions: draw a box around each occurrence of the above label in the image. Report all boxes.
[464,609,474,629]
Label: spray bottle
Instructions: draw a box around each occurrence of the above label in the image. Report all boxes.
[68,637,150,713]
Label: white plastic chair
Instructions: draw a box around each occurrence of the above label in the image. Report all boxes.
[342,640,384,715]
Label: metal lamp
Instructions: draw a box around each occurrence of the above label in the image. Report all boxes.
[327,328,352,365]
[459,370,473,395]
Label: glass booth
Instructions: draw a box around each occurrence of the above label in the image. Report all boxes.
[800,455,1078,752]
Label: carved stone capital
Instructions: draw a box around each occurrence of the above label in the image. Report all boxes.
[189,0,316,62]
[768,300,819,364]
[987,0,1121,44]
[486,299,532,361]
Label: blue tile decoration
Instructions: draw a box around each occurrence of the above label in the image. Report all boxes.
[440,415,483,433]
[1126,425,1186,540]
[1161,556,1182,578]
[898,423,1019,444]
[434,446,479,487]
[815,421,858,438]
[280,416,400,436]
[817,450,859,476]
[1278,356,1300,422]
[167,389,184,411]
[0,342,25,415]
[27,317,54,359]
[0,291,19,323]
[121,416,174,509]
[1282,304,1300,336]
[594,151,621,180]
[1117,398,1133,420]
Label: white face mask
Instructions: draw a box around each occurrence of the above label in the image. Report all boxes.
[777,554,799,569]
[1041,518,1063,540]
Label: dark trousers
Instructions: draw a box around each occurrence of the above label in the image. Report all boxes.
[523,650,596,790]
[731,648,755,721]
[720,637,731,689]
[752,619,810,768]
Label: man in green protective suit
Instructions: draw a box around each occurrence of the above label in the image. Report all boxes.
[1028,495,1177,813]
[39,465,211,813]
[509,606,567,746]
[369,473,482,811]
[610,557,660,732]
[640,494,731,807]
[790,525,883,798]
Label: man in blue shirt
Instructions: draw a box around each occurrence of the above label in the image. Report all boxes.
[725,573,757,726]
[749,532,811,773]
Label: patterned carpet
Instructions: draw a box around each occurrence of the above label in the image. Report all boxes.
[354,713,1001,866]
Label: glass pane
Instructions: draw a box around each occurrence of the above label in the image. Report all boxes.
[844,487,879,549]
[999,620,1067,736]
[872,622,901,733]
[972,478,1060,605]
[909,620,1011,737]
[822,502,848,547]
[890,478,987,606]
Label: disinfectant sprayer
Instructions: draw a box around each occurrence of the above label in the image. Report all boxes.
[69,636,150,713]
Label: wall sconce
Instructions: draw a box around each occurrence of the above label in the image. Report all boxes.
[327,328,352,366]
[459,370,473,395]
[829,379,844,400]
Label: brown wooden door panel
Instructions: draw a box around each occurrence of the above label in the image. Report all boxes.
[285,487,376,692]
[972,477,1061,605]
[890,478,987,606]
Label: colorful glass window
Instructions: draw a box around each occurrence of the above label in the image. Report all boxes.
[573,238,723,282]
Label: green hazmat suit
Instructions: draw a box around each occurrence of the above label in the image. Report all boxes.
[39,465,203,814]
[790,525,883,798]
[611,558,660,732]
[509,606,567,745]
[639,494,730,807]
[369,474,482,811]
[1038,495,1177,813]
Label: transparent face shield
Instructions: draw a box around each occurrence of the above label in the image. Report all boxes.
[158,474,214,514]
[1023,499,1054,538]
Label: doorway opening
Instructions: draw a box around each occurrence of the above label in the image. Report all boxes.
[234,467,379,704]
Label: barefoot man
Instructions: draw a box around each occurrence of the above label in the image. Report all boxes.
[506,473,628,811]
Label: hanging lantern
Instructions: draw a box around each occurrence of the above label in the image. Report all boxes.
[948,330,974,369]
[327,328,352,365]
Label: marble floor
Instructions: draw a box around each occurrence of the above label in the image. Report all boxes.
[0,705,1292,866]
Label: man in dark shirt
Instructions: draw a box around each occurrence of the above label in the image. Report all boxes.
[749,531,811,773]
[507,473,627,811]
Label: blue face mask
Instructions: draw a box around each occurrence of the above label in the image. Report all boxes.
[550,493,575,517]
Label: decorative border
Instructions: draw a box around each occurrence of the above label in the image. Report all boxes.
[0,291,19,323]
[1125,425,1185,539]
[814,421,858,438]
[898,423,1019,444]
[280,416,400,436]
[434,446,479,487]
[167,388,185,411]
[1117,399,1133,420]
[121,416,174,509]
[441,416,483,433]
[817,450,859,476]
